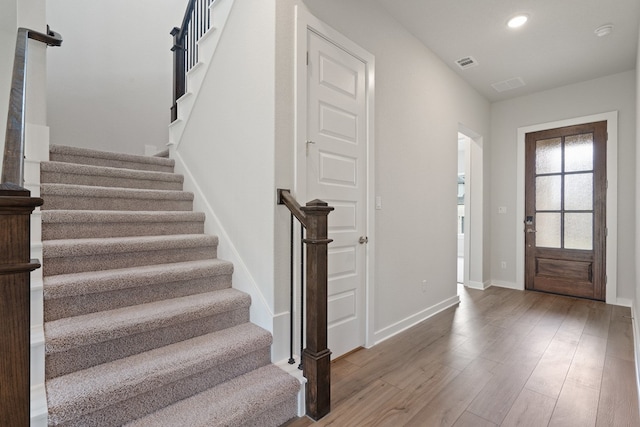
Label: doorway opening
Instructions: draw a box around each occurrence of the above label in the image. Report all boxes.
[457,133,469,284]
[456,125,484,290]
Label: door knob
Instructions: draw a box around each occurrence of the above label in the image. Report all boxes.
[359,236,368,244]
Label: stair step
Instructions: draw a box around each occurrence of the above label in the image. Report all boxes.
[46,323,272,426]
[41,161,184,190]
[40,183,194,211]
[154,148,170,158]
[45,288,251,378]
[49,144,174,173]
[43,234,217,276]
[44,259,233,320]
[42,210,205,240]
[126,365,300,427]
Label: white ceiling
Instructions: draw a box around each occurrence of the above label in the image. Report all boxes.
[375,0,640,102]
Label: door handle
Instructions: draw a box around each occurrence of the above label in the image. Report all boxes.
[359,236,368,244]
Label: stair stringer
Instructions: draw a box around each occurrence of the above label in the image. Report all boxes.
[23,123,50,427]
[170,148,278,355]
[170,150,302,416]
[169,0,236,146]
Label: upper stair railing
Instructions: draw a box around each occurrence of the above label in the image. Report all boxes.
[171,0,214,122]
[278,189,333,420]
[1,26,61,426]
[2,27,62,187]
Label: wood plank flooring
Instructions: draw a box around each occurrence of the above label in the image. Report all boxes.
[283,285,639,427]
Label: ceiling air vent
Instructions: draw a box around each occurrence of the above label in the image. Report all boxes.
[455,56,478,70]
[491,77,526,93]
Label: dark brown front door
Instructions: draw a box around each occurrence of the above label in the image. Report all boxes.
[525,121,606,300]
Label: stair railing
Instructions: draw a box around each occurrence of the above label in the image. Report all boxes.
[171,0,214,122]
[278,189,334,420]
[1,26,61,426]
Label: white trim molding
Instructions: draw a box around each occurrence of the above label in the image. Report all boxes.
[373,295,460,345]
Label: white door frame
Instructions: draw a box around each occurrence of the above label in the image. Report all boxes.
[458,124,485,290]
[515,111,618,305]
[295,6,376,348]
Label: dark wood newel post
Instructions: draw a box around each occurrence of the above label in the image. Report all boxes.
[301,199,334,420]
[0,188,43,426]
[170,26,185,122]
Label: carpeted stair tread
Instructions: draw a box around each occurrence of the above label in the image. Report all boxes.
[45,288,250,353]
[44,259,232,299]
[125,365,300,427]
[43,259,234,320]
[43,234,218,276]
[41,144,299,425]
[41,161,184,190]
[43,234,217,259]
[49,144,174,172]
[42,210,204,224]
[46,323,272,425]
[40,183,193,201]
[41,210,205,239]
[41,183,194,211]
[154,148,170,158]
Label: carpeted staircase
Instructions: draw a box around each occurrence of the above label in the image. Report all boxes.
[40,144,299,426]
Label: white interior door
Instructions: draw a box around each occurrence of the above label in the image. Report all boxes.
[306,29,367,359]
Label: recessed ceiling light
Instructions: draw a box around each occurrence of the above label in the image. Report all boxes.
[594,24,613,37]
[507,14,529,29]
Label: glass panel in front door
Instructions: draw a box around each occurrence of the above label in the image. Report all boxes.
[534,133,595,250]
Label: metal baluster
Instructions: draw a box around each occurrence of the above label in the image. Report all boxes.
[299,226,304,370]
[288,214,295,365]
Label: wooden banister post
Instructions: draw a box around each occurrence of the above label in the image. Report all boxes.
[170,26,185,122]
[301,199,333,420]
[0,190,43,426]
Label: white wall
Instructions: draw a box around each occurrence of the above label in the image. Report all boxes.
[46,0,187,155]
[491,71,637,301]
[634,24,640,394]
[175,0,278,342]
[0,0,18,162]
[276,0,492,341]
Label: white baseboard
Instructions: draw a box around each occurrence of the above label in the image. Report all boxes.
[275,359,306,417]
[466,280,491,290]
[631,303,640,416]
[30,384,47,426]
[490,280,521,290]
[616,297,633,308]
[373,295,460,345]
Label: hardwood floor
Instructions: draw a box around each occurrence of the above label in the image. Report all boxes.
[283,285,640,427]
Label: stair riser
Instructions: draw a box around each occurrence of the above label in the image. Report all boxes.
[44,246,217,276]
[41,171,183,191]
[45,274,232,321]
[244,399,299,427]
[42,221,204,240]
[46,307,250,378]
[41,195,193,212]
[52,349,271,427]
[49,153,174,173]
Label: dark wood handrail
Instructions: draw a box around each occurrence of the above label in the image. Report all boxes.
[171,0,213,122]
[1,27,62,188]
[1,26,59,426]
[278,189,334,420]
[278,188,308,228]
